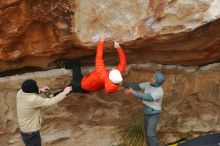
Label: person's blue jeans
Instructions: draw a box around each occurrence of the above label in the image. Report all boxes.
[144,114,160,146]
[20,130,41,146]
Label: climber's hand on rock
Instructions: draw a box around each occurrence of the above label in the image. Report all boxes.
[114,41,121,48]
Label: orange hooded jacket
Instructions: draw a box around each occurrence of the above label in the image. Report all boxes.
[81,41,127,93]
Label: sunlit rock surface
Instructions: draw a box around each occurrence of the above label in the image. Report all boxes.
[0,63,219,146]
[0,0,220,73]
[75,0,220,42]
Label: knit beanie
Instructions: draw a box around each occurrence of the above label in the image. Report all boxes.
[109,69,123,84]
[154,71,165,87]
[21,79,39,94]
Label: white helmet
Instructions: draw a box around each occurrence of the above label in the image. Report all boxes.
[109,69,123,84]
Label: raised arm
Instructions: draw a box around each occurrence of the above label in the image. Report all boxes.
[95,41,106,71]
[32,86,72,107]
[132,90,163,101]
[115,41,127,73]
[33,92,67,107]
[125,87,163,101]
[95,33,106,72]
[122,82,141,90]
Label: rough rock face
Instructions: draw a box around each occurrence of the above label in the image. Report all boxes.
[0,0,220,74]
[0,63,219,146]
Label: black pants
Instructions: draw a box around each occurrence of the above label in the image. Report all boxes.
[54,60,88,96]
[20,131,41,146]
[70,60,88,93]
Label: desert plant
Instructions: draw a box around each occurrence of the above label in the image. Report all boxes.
[117,114,146,146]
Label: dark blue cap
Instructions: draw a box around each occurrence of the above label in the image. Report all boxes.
[21,79,39,94]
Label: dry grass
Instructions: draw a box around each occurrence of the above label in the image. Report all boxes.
[117,114,146,146]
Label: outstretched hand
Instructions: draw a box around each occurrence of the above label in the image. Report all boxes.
[63,86,72,95]
[114,41,121,48]
[40,87,50,93]
[125,88,135,95]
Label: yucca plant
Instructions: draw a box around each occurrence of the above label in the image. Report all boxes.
[117,114,146,146]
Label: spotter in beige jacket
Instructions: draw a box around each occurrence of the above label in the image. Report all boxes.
[16,89,67,133]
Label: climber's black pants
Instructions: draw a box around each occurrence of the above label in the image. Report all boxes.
[53,60,88,96]
[70,60,88,93]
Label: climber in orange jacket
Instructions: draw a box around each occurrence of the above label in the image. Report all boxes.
[55,33,127,95]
